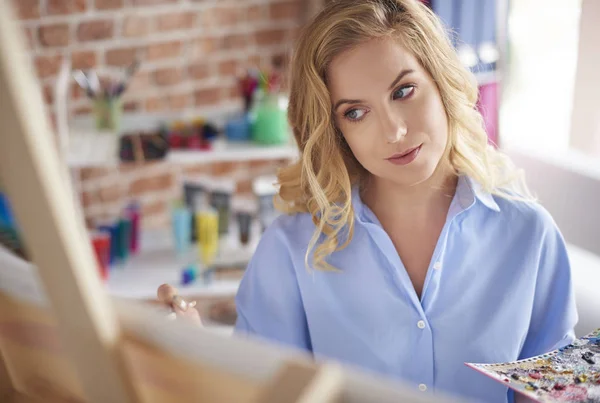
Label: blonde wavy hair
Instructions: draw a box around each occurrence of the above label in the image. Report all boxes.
[275,0,532,272]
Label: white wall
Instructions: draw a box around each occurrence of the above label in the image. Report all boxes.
[505,147,600,337]
[507,147,600,256]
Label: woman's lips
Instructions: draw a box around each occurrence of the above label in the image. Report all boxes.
[386,144,422,166]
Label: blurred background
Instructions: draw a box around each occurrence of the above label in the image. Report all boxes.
[1,0,598,334]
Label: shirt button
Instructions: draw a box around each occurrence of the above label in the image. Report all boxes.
[433,261,442,270]
[419,384,427,392]
[417,320,426,329]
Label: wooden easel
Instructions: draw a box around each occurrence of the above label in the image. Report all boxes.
[0,1,460,402]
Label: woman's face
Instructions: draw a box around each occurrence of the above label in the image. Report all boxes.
[328,37,449,188]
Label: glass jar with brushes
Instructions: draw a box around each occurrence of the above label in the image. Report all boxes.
[73,61,139,133]
[250,89,290,145]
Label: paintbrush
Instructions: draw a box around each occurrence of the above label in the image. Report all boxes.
[112,59,140,97]
[73,70,95,98]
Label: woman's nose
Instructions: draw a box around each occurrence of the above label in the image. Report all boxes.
[380,112,407,143]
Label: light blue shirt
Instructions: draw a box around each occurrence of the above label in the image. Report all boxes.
[234,175,578,403]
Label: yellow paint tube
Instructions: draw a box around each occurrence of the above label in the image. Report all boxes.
[195,207,219,268]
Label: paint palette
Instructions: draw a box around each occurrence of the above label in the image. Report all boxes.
[466,329,600,402]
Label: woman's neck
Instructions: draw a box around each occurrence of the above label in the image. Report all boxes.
[361,167,458,226]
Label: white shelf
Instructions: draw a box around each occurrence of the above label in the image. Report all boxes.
[66,130,120,167]
[64,110,299,168]
[166,139,299,165]
[66,138,298,168]
[66,140,298,168]
[106,228,257,300]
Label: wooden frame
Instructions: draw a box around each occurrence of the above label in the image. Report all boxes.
[0,2,459,402]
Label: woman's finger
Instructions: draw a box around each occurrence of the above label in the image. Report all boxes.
[157,283,178,304]
[158,283,202,324]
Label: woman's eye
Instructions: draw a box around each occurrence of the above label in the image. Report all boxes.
[344,108,367,121]
[393,85,415,100]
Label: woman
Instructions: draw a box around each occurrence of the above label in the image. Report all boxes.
[159,1,578,401]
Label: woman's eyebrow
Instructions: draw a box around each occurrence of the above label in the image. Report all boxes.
[333,69,415,112]
[387,69,414,91]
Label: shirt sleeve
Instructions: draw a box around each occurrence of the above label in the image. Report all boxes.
[518,216,579,359]
[233,221,312,352]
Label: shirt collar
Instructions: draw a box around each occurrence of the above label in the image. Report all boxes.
[351,175,500,224]
[464,176,501,212]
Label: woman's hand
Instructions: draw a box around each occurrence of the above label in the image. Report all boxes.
[157,284,202,325]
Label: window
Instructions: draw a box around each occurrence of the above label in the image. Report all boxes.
[499,0,582,152]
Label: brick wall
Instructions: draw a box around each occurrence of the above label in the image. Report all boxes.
[78,159,291,229]
[13,0,307,119]
[12,0,312,230]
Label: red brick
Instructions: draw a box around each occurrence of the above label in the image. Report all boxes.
[122,15,151,37]
[34,54,62,78]
[84,216,96,229]
[82,191,95,208]
[255,28,286,46]
[80,167,112,181]
[13,0,40,20]
[131,0,177,5]
[98,76,114,93]
[129,173,173,195]
[47,111,58,134]
[98,184,123,204]
[72,50,97,70]
[224,84,240,100]
[236,179,253,194]
[146,41,182,61]
[212,162,234,176]
[47,0,87,15]
[123,100,140,112]
[156,12,196,31]
[246,5,266,22]
[38,24,70,48]
[73,105,93,115]
[70,81,86,100]
[190,37,220,58]
[222,34,248,50]
[42,83,54,104]
[119,163,141,174]
[105,47,138,66]
[127,71,151,92]
[201,6,240,27]
[182,164,212,176]
[77,20,114,42]
[289,26,302,42]
[153,67,184,86]
[145,96,166,112]
[141,200,167,217]
[246,54,261,68]
[24,28,36,50]
[249,160,274,169]
[169,93,190,110]
[269,1,302,20]
[218,59,239,77]
[188,62,211,80]
[194,87,221,106]
[95,0,124,10]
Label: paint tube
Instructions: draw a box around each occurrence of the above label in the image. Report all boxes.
[252,175,280,233]
[209,179,235,237]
